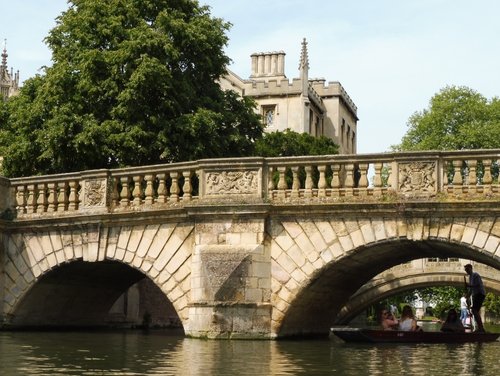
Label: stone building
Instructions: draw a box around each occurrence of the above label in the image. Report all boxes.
[0,41,20,101]
[220,39,358,154]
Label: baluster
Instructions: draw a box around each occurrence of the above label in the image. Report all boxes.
[344,163,355,196]
[317,165,327,198]
[387,163,395,190]
[156,173,167,203]
[291,166,300,199]
[58,181,68,211]
[120,176,130,207]
[16,185,26,215]
[36,183,47,213]
[304,165,313,198]
[452,159,463,194]
[373,162,383,196]
[482,159,492,193]
[452,160,463,185]
[277,167,287,199]
[182,170,192,201]
[110,177,120,207]
[267,166,275,188]
[132,175,143,206]
[68,180,79,211]
[144,174,155,205]
[357,163,369,196]
[47,182,57,212]
[26,184,36,214]
[170,172,180,202]
[331,164,341,197]
[267,166,276,200]
[467,159,477,194]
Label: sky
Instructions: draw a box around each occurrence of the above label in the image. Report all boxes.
[1,0,499,154]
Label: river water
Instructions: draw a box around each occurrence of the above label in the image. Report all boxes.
[0,329,499,376]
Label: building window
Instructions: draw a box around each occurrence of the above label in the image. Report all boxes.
[262,105,276,127]
[427,258,459,262]
[341,118,346,144]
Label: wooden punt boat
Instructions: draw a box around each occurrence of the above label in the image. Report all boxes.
[331,327,500,343]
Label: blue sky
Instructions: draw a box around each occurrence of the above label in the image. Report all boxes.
[1,0,499,153]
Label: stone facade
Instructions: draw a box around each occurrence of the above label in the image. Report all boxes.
[0,41,19,101]
[219,39,358,153]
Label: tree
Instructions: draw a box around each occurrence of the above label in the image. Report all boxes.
[252,130,339,188]
[483,292,500,322]
[394,86,500,151]
[254,129,339,157]
[414,287,463,319]
[0,0,262,177]
[381,286,463,320]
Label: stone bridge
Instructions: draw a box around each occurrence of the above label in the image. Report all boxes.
[0,149,499,338]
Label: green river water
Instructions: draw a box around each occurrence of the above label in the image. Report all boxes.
[0,327,499,376]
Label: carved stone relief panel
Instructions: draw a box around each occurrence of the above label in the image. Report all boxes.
[205,170,258,196]
[81,178,109,209]
[398,162,436,194]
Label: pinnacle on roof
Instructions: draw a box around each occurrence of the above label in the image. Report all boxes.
[1,39,7,70]
[299,38,309,71]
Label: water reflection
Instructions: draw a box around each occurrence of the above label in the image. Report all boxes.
[0,331,498,375]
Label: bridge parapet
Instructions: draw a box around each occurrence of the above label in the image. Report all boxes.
[4,149,499,219]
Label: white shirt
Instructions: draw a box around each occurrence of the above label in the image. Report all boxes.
[399,318,414,331]
[460,296,468,309]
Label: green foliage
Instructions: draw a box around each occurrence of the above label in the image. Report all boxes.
[484,292,500,317]
[388,286,463,320]
[254,129,339,157]
[0,0,263,177]
[253,130,339,188]
[394,86,500,151]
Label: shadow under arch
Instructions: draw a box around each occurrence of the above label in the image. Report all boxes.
[8,259,183,332]
[276,238,500,338]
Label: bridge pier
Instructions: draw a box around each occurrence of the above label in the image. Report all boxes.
[187,303,272,339]
[185,210,273,338]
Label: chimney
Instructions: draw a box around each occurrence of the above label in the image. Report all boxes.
[250,51,286,80]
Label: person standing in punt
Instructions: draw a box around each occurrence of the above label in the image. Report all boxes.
[464,263,486,332]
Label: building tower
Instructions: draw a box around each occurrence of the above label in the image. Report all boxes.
[219,38,359,153]
[0,40,20,101]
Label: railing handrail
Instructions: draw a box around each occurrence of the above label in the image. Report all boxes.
[2,149,499,219]
[6,149,500,183]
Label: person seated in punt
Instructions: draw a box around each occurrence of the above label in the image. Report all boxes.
[380,308,399,330]
[398,305,421,332]
[440,308,465,333]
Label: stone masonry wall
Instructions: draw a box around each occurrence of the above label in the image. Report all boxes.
[187,215,272,339]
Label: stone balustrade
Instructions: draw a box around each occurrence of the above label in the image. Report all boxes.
[2,149,499,218]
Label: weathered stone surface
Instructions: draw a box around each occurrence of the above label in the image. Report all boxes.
[1,190,499,339]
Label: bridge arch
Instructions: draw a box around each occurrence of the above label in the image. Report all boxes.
[269,215,500,337]
[335,263,500,324]
[3,221,194,329]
